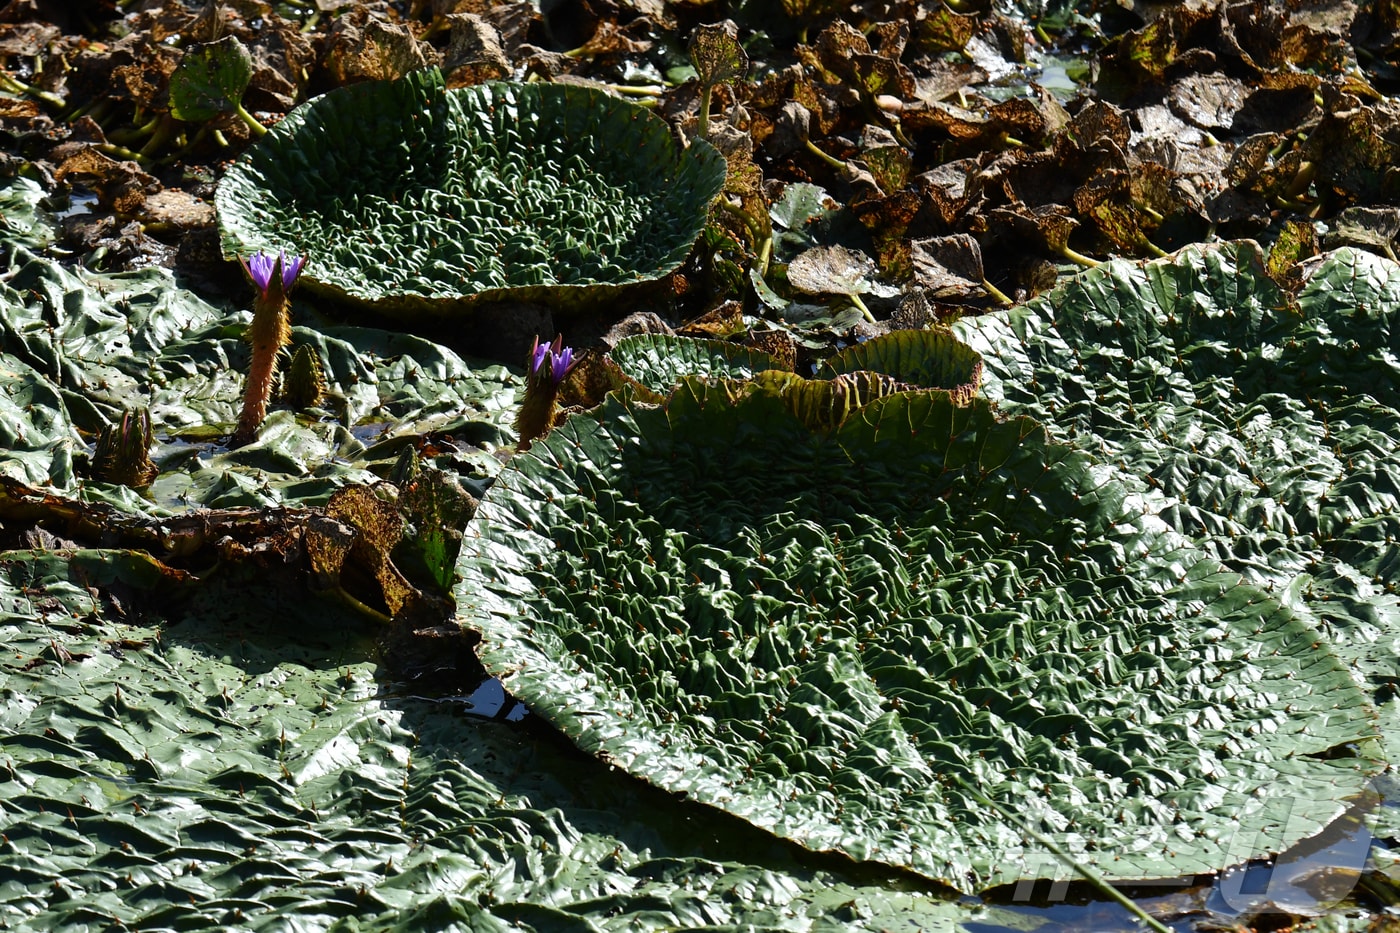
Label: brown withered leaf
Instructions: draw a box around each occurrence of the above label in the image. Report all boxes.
[324,14,437,85]
[311,484,424,621]
[744,329,796,371]
[1305,93,1400,205]
[1234,84,1317,134]
[137,189,216,229]
[572,18,654,58]
[1169,73,1251,132]
[1130,102,1207,149]
[869,21,908,60]
[555,347,613,411]
[0,20,59,56]
[787,245,876,298]
[853,53,915,100]
[1074,168,1170,257]
[912,62,988,105]
[110,42,181,110]
[1069,100,1131,150]
[678,301,745,339]
[912,6,976,55]
[909,234,987,300]
[0,97,41,119]
[243,14,316,110]
[1106,4,1216,87]
[690,21,748,87]
[914,163,971,230]
[810,18,914,100]
[781,0,849,23]
[54,147,160,214]
[810,19,866,78]
[863,143,911,194]
[982,203,1092,265]
[442,13,511,87]
[852,189,921,277]
[1325,206,1400,259]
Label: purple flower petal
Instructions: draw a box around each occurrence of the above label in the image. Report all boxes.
[530,337,550,376]
[244,251,276,293]
[279,250,306,288]
[551,346,574,385]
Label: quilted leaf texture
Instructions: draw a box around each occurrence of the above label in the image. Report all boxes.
[458,358,1385,891]
[217,70,727,316]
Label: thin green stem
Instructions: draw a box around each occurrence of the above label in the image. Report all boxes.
[138,115,176,157]
[848,292,877,325]
[696,83,712,140]
[803,137,849,173]
[0,70,66,109]
[962,787,1174,933]
[234,101,268,137]
[717,199,764,250]
[1056,243,1102,268]
[97,142,153,165]
[600,83,664,97]
[1140,238,1169,259]
[1285,160,1316,200]
[981,278,1014,307]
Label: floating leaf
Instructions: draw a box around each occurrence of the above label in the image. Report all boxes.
[817,329,983,403]
[459,372,1383,892]
[607,333,787,401]
[216,70,727,318]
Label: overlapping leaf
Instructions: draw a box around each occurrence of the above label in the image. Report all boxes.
[956,241,1400,800]
[458,347,1384,890]
[0,551,993,931]
[0,178,515,515]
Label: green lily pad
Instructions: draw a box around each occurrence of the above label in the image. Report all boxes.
[607,333,788,400]
[216,69,728,318]
[457,374,1383,892]
[816,328,984,403]
[0,550,1003,931]
[0,176,518,516]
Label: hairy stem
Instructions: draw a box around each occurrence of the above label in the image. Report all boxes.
[232,297,291,446]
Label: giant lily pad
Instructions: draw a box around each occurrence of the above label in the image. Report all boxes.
[216,69,727,317]
[456,375,1383,892]
[954,240,1400,793]
[0,550,998,932]
[456,244,1400,892]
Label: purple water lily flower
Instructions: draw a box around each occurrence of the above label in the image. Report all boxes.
[240,249,306,298]
[516,335,578,451]
[528,335,577,388]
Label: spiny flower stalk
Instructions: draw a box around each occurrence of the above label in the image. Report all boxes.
[232,249,305,446]
[91,407,158,488]
[514,335,577,452]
